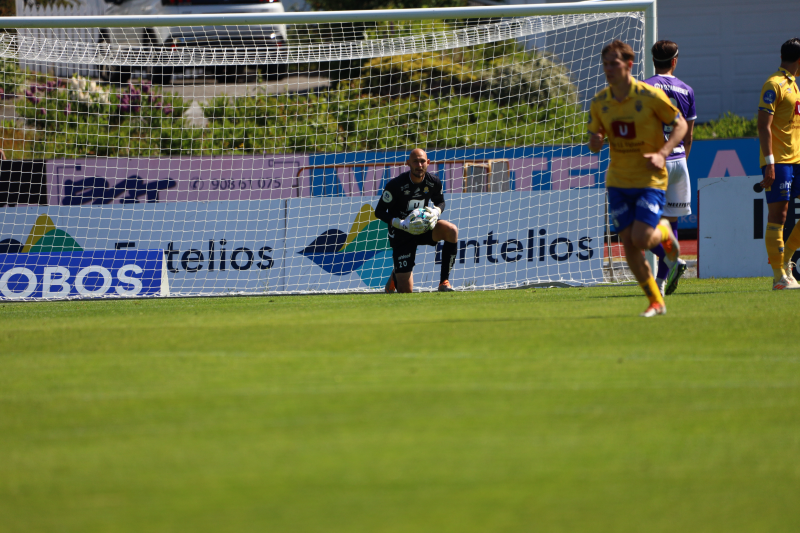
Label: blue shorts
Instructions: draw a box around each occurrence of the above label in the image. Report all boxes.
[763,163,800,203]
[607,187,665,232]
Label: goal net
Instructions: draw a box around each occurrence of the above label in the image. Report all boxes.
[0,4,647,299]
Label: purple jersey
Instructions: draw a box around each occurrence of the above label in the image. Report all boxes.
[643,74,696,160]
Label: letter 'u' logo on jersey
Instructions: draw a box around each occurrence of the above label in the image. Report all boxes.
[611,121,636,139]
[795,101,800,115]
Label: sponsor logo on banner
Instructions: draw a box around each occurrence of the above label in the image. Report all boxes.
[0,201,285,295]
[0,214,83,254]
[285,193,605,292]
[298,204,393,288]
[47,156,307,205]
[0,249,167,300]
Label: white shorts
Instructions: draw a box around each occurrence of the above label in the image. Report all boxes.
[664,157,692,218]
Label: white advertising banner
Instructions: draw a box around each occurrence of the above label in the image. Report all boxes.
[698,175,775,279]
[284,191,605,292]
[0,200,284,295]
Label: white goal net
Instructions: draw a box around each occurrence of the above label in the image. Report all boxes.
[0,3,647,299]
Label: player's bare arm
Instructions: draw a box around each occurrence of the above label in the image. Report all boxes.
[757,110,775,188]
[644,115,687,170]
[588,129,605,153]
[684,119,695,158]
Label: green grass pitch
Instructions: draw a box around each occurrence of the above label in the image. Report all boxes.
[1,278,799,532]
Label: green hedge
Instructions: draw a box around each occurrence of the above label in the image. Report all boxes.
[10,38,586,158]
[694,112,758,140]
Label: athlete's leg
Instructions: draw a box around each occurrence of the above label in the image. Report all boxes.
[621,222,664,312]
[629,221,664,251]
[609,187,665,314]
[390,238,417,293]
[764,164,795,283]
[432,220,458,286]
[395,271,413,293]
[781,165,800,280]
[431,220,458,243]
[620,223,653,283]
[784,197,800,280]
[766,202,789,282]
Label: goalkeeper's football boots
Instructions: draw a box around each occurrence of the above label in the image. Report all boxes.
[438,280,455,292]
[640,302,667,317]
[664,258,688,296]
[773,274,800,290]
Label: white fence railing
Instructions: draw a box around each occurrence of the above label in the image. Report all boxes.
[14,0,107,77]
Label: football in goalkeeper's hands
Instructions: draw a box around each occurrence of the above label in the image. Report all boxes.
[409,207,437,231]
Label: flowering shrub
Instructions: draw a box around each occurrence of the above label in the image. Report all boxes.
[68,75,111,106]
[16,77,187,157]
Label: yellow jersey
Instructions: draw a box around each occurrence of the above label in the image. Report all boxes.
[587,78,681,190]
[758,68,800,166]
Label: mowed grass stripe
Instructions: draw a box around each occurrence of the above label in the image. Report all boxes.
[1,278,799,533]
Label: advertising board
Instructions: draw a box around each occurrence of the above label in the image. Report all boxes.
[0,200,285,295]
[47,156,307,206]
[284,191,605,292]
[698,175,800,279]
[0,249,167,300]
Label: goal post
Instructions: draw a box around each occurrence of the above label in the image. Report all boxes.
[0,1,655,299]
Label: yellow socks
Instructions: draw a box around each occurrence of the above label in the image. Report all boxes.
[784,223,800,265]
[657,222,672,244]
[765,223,785,281]
[639,276,664,306]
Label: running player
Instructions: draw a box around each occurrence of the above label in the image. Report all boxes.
[587,40,688,317]
[757,38,800,290]
[374,148,459,293]
[643,40,695,296]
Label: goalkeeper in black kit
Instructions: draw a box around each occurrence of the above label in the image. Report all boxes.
[374,148,459,293]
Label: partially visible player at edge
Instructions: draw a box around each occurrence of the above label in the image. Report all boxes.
[587,40,687,317]
[757,38,800,290]
[374,148,459,293]
[643,40,695,296]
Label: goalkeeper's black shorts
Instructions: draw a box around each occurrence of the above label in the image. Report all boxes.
[388,228,437,273]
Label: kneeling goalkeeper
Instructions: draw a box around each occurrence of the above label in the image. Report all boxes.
[375,148,459,293]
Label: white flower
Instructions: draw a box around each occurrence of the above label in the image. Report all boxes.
[77,91,90,103]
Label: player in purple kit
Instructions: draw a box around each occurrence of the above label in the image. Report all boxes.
[644,40,696,296]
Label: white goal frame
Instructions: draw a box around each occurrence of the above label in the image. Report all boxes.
[2,1,658,78]
[0,0,657,298]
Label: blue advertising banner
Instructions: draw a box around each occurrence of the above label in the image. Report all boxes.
[0,249,167,300]
[307,141,761,231]
[306,147,609,197]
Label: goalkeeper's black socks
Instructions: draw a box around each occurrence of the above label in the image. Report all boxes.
[440,241,457,283]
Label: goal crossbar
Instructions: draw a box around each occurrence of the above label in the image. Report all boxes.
[0,0,658,76]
